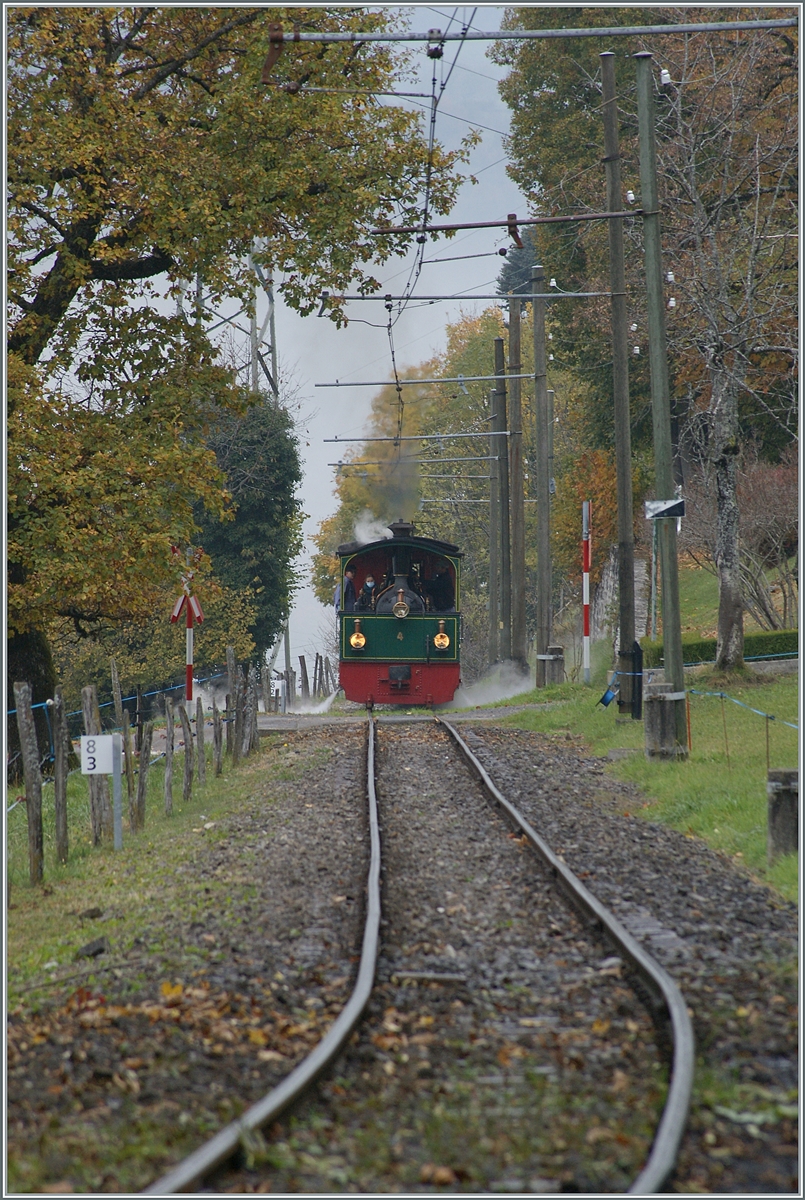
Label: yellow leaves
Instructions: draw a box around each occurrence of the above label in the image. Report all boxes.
[248,1028,269,1046]
[591,1018,611,1036]
[160,981,183,1005]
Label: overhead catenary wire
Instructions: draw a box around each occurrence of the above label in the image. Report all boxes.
[330,456,498,466]
[325,431,510,442]
[261,17,797,48]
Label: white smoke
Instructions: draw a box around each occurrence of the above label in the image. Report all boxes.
[294,691,338,715]
[444,660,532,710]
[353,510,392,545]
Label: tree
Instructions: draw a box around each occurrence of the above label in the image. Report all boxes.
[8,6,466,700]
[197,398,304,661]
[8,6,464,367]
[493,7,798,669]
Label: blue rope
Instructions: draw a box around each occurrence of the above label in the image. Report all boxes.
[688,688,799,731]
[7,672,228,719]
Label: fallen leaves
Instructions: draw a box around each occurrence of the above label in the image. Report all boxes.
[420,1163,457,1185]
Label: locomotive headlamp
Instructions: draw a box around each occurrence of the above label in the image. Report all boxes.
[349,619,366,650]
[392,588,410,619]
[433,620,450,650]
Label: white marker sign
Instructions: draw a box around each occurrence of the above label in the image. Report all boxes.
[80,734,114,775]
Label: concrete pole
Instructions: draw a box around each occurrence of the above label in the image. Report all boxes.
[267,273,279,402]
[508,299,527,670]
[601,51,637,717]
[489,389,499,664]
[248,252,259,393]
[283,620,292,709]
[494,337,512,660]
[532,265,551,687]
[635,52,687,754]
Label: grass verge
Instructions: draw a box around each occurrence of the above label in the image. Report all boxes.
[6,736,307,1005]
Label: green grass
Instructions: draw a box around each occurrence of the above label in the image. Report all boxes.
[6,738,286,999]
[487,669,798,903]
[677,563,722,639]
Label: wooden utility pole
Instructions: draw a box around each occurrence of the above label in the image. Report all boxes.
[601,52,637,716]
[507,304,527,671]
[635,52,687,754]
[488,388,499,664]
[494,337,512,660]
[532,265,552,686]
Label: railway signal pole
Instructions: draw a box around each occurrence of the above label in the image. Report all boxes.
[170,548,205,704]
[635,52,687,755]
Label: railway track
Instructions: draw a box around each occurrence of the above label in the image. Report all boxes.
[145,715,693,1195]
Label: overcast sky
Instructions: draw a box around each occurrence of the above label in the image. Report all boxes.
[251,5,529,670]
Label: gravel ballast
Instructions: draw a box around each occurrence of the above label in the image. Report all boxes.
[7,717,798,1194]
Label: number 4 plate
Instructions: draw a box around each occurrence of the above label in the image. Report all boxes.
[80,734,114,774]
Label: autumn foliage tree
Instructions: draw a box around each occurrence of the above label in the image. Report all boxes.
[494,8,798,669]
[7,7,466,707]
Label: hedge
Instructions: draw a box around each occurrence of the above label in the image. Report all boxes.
[641,628,799,668]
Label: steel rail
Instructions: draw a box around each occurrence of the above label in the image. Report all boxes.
[436,716,695,1195]
[143,719,382,1195]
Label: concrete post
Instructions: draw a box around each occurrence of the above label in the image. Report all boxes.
[767,770,798,863]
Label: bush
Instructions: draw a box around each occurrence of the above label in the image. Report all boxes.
[641,628,798,668]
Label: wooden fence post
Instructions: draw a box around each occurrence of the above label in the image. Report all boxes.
[226,645,237,703]
[91,688,113,840]
[53,688,69,865]
[241,667,254,758]
[135,685,143,753]
[123,710,136,831]
[212,699,223,776]
[261,667,271,715]
[110,657,124,729]
[249,665,260,751]
[13,682,44,886]
[164,697,174,816]
[135,722,154,829]
[324,657,334,695]
[233,669,244,765]
[225,693,233,756]
[178,704,194,803]
[196,695,206,785]
[81,686,104,845]
[298,655,310,702]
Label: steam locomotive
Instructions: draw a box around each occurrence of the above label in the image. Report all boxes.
[337,520,462,707]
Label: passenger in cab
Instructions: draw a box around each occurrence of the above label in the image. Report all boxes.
[356,575,377,610]
[342,566,357,613]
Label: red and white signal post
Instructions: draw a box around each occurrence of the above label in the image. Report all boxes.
[582,502,591,684]
[170,547,205,702]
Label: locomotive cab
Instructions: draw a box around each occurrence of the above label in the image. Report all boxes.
[337,520,462,707]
